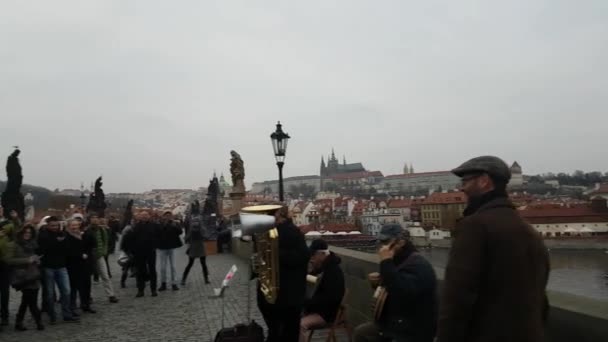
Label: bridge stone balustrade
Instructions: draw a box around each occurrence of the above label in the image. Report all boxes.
[232,238,608,342]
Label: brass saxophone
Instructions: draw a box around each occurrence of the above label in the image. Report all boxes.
[240,205,282,304]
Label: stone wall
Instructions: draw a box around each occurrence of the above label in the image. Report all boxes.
[232,238,608,341]
[413,237,608,250]
[543,238,608,250]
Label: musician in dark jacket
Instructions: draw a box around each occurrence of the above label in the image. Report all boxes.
[257,206,310,342]
[354,224,438,342]
[300,239,345,342]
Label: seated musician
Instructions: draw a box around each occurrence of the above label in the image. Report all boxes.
[353,224,438,342]
[299,239,345,342]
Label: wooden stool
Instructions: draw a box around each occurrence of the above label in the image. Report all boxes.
[308,289,353,342]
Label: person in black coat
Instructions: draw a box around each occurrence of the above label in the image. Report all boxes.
[256,206,310,342]
[300,239,345,342]
[37,217,79,324]
[353,224,438,342]
[122,211,160,298]
[216,216,231,253]
[156,212,182,291]
[65,219,96,314]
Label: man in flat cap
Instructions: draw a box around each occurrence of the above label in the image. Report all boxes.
[437,156,550,342]
[354,224,438,342]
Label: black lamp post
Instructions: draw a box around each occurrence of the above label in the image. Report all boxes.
[270,121,290,202]
[79,183,86,210]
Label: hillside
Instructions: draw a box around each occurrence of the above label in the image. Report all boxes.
[0,180,52,208]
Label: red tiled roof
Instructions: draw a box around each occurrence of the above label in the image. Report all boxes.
[329,171,383,180]
[519,204,608,224]
[422,192,467,205]
[388,199,412,208]
[384,171,452,180]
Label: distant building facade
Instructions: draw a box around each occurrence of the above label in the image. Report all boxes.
[420,191,467,229]
[380,171,461,193]
[520,197,608,237]
[250,175,321,195]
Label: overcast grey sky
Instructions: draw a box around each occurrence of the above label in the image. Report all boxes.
[1,1,607,193]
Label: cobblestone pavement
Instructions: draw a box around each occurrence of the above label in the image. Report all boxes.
[0,247,349,342]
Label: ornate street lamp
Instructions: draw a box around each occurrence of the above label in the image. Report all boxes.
[270,121,290,202]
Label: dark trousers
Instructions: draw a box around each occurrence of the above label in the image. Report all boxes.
[217,231,232,253]
[82,267,92,307]
[16,288,41,324]
[135,251,157,292]
[259,303,301,342]
[67,265,90,310]
[121,265,130,285]
[182,256,209,281]
[0,263,9,321]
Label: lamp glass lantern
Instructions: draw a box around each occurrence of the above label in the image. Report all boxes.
[270,121,290,163]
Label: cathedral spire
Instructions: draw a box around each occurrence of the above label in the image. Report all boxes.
[343,155,346,165]
[321,156,326,168]
[409,163,414,174]
[331,148,336,161]
[403,163,409,174]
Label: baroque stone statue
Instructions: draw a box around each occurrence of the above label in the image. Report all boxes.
[230,150,245,192]
[86,176,107,217]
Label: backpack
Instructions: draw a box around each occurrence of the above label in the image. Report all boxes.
[189,215,206,241]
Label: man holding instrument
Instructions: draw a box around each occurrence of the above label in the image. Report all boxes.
[299,239,345,342]
[353,224,438,342]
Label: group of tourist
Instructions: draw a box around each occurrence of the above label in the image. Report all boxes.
[0,205,228,334]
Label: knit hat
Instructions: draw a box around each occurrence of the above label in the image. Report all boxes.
[309,239,329,254]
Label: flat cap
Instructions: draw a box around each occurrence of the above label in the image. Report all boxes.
[452,155,511,182]
[309,239,329,252]
[378,224,406,241]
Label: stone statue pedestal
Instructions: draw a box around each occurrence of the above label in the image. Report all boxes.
[221,190,245,218]
[229,190,245,213]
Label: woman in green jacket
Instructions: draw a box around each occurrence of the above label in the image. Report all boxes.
[6,225,44,331]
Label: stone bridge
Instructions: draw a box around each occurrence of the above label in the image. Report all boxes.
[3,239,606,342]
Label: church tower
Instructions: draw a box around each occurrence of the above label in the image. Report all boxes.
[320,156,326,177]
[403,163,409,174]
[508,161,523,188]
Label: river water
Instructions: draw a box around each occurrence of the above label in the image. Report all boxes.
[417,249,608,301]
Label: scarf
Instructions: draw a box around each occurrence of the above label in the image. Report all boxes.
[463,188,508,217]
[393,240,418,266]
[66,229,82,240]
